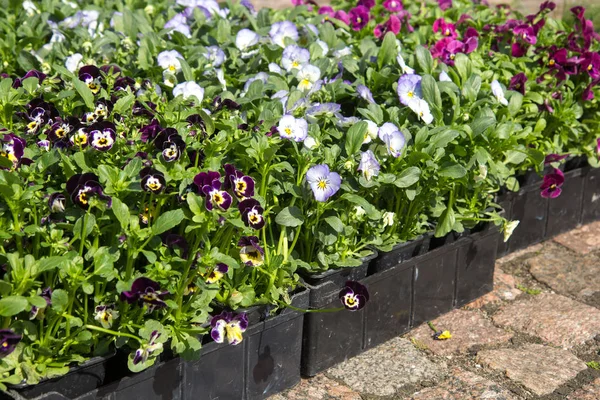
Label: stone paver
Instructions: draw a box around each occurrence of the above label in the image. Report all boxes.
[567,378,600,400]
[554,221,600,255]
[326,337,447,397]
[270,375,361,400]
[528,249,600,301]
[410,309,513,356]
[477,344,587,396]
[410,367,518,400]
[493,293,600,348]
[465,267,522,309]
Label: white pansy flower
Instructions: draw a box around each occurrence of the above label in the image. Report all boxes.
[354,206,366,219]
[474,165,488,182]
[65,53,84,73]
[363,120,379,144]
[396,54,415,75]
[269,63,282,74]
[439,71,452,82]
[333,47,352,58]
[277,115,308,142]
[408,98,434,125]
[157,50,183,73]
[296,64,321,91]
[491,80,508,106]
[304,136,318,149]
[173,81,204,102]
[23,1,39,16]
[316,40,329,55]
[236,29,259,51]
[216,68,226,89]
[383,212,395,228]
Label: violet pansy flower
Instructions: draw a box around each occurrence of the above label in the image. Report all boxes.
[509,73,527,95]
[210,311,248,345]
[120,277,169,311]
[540,168,564,198]
[544,154,569,165]
[238,198,265,230]
[339,281,369,311]
[202,178,233,211]
[397,74,423,106]
[277,115,308,142]
[306,164,341,202]
[205,263,229,284]
[357,85,376,104]
[358,150,380,181]
[238,236,265,266]
[89,122,116,152]
[0,133,26,168]
[132,330,163,365]
[383,0,403,12]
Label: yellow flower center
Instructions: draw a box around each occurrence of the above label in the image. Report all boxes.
[56,128,66,138]
[357,17,362,23]
[407,91,414,98]
[285,127,292,135]
[317,179,328,190]
[292,61,300,67]
[168,65,176,72]
[549,59,555,66]
[588,64,593,71]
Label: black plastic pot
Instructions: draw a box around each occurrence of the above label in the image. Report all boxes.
[545,168,585,238]
[1,352,123,400]
[300,253,377,377]
[183,289,309,400]
[369,234,430,275]
[504,182,548,253]
[495,191,512,257]
[582,166,600,224]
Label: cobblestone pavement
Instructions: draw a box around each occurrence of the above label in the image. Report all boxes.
[271,222,600,399]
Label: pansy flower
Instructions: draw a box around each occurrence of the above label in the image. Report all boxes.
[544,154,569,165]
[358,150,380,181]
[196,172,232,211]
[540,168,564,198]
[383,0,403,12]
[132,330,163,365]
[48,193,66,213]
[348,6,369,31]
[47,117,80,143]
[94,304,119,329]
[491,80,508,105]
[163,234,189,259]
[438,0,452,10]
[157,50,183,74]
[0,329,21,358]
[339,281,369,311]
[408,99,434,124]
[140,119,162,143]
[238,236,264,266]
[154,128,186,162]
[357,85,376,104]
[203,46,226,68]
[277,115,308,142]
[12,69,46,89]
[21,105,53,135]
[306,164,341,202]
[173,81,204,102]
[78,65,103,94]
[374,15,401,39]
[509,73,527,95]
[114,76,136,92]
[140,167,166,194]
[269,21,298,48]
[580,51,600,79]
[224,164,255,198]
[433,19,458,38]
[89,122,117,152]
[205,263,229,284]
[397,74,423,106]
[66,173,112,209]
[238,198,265,230]
[397,54,415,75]
[120,277,169,311]
[164,13,191,38]
[210,311,248,345]
[194,171,221,192]
[0,133,26,168]
[69,127,89,148]
[296,64,321,91]
[514,24,537,45]
[281,45,310,72]
[363,120,379,144]
[235,29,260,52]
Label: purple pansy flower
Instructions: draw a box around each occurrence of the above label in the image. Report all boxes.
[47,117,80,143]
[120,277,169,311]
[89,122,116,152]
[154,128,186,162]
[140,119,162,143]
[438,0,452,10]
[397,74,422,106]
[205,263,229,284]
[540,168,564,198]
[140,167,167,194]
[383,0,403,12]
[580,51,600,79]
[66,173,112,209]
[48,193,66,213]
[509,73,527,95]
[238,198,265,230]
[210,311,249,345]
[30,287,52,320]
[132,330,163,365]
[224,164,255,198]
[306,164,341,202]
[0,133,26,168]
[78,65,103,94]
[0,329,21,358]
[238,236,264,266]
[514,24,537,45]
[339,281,369,311]
[202,178,233,211]
[349,6,369,31]
[357,85,376,104]
[544,154,569,164]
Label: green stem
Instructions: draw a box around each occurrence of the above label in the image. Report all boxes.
[85,325,143,343]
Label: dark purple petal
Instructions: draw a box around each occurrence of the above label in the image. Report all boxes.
[0,329,22,358]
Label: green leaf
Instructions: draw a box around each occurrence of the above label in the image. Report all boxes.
[345,121,368,156]
[0,296,28,316]
[28,296,48,309]
[112,93,136,115]
[324,216,344,233]
[111,198,130,231]
[508,92,523,116]
[415,46,433,75]
[435,206,455,238]
[429,129,459,150]
[439,164,467,179]
[178,58,194,82]
[462,74,482,102]
[51,289,69,313]
[470,116,496,137]
[394,167,421,188]
[152,210,185,236]
[36,256,67,274]
[421,75,442,109]
[275,206,304,227]
[341,193,381,220]
[73,214,96,241]
[377,32,398,69]
[72,78,95,109]
[198,109,215,135]
[454,53,471,83]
